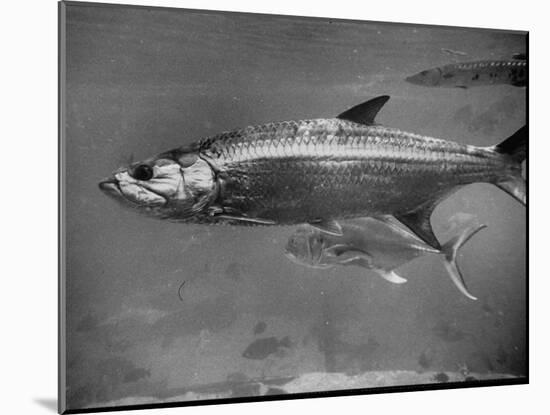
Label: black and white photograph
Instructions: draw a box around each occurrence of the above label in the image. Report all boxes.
[58,1,527,413]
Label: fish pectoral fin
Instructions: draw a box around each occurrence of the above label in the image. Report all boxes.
[216,214,276,225]
[395,202,441,250]
[207,205,276,225]
[456,85,468,89]
[337,95,390,125]
[375,269,408,284]
[309,219,343,236]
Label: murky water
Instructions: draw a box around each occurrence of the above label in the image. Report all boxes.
[61,3,526,410]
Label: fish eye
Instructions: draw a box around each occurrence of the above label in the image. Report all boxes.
[131,164,154,181]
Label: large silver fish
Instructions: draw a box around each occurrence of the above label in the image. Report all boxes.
[99,95,526,249]
[284,217,486,300]
[406,54,527,88]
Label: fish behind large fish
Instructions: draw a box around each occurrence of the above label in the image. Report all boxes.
[405,54,527,88]
[284,217,486,300]
[99,95,526,249]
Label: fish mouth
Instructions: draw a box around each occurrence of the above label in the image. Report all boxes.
[98,178,122,197]
[98,177,168,207]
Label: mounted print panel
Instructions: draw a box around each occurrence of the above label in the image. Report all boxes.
[59,1,527,413]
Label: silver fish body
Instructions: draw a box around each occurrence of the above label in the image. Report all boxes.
[200,120,511,222]
[99,96,526,248]
[406,59,527,88]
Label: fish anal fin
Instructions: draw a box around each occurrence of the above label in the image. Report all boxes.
[375,269,408,284]
[337,95,390,125]
[207,205,276,225]
[495,178,526,205]
[309,219,343,236]
[395,203,440,250]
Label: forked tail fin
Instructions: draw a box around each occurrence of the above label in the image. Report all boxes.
[440,224,487,301]
[492,125,527,205]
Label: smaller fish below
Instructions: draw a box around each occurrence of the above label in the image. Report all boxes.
[284,217,486,300]
[242,336,292,360]
[406,55,527,88]
[253,321,267,335]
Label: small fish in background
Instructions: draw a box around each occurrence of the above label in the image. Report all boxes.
[467,350,495,372]
[418,347,437,369]
[432,372,450,383]
[253,321,267,335]
[242,336,292,360]
[495,343,509,366]
[225,262,245,281]
[284,217,486,300]
[431,320,470,342]
[122,367,151,383]
[441,48,468,57]
[406,54,526,88]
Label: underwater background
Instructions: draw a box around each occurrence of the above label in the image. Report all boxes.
[61,3,526,410]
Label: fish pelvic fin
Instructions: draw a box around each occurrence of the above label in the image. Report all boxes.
[492,125,527,205]
[440,224,487,301]
[374,269,408,284]
[395,202,441,250]
[279,336,292,349]
[337,95,390,125]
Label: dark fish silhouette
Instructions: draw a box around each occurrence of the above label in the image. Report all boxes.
[432,321,470,342]
[100,95,526,250]
[242,336,291,360]
[406,54,526,88]
[284,217,486,300]
[253,321,267,335]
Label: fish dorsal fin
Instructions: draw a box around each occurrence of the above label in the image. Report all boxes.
[395,203,441,250]
[337,95,390,125]
[309,219,343,236]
